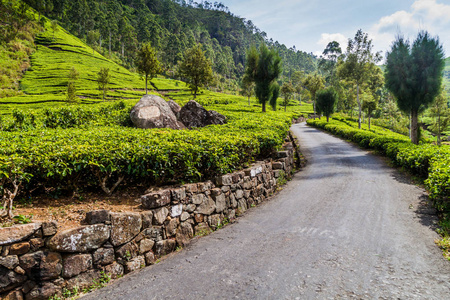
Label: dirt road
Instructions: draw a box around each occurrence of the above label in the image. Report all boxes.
[82,123,450,299]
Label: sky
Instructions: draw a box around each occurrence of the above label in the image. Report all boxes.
[219,0,450,60]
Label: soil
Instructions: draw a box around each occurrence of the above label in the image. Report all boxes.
[2,188,146,231]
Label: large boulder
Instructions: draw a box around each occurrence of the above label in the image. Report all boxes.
[206,110,227,125]
[168,100,181,118]
[130,95,185,129]
[179,100,227,128]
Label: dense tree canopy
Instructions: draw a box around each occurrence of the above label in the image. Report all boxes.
[240,73,254,106]
[27,0,317,88]
[385,31,445,144]
[136,42,161,94]
[244,44,282,112]
[316,87,337,122]
[281,81,295,111]
[97,67,110,101]
[337,29,381,129]
[319,41,342,86]
[429,89,450,145]
[178,44,214,98]
[303,72,325,117]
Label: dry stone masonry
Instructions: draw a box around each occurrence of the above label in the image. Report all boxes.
[0,132,303,300]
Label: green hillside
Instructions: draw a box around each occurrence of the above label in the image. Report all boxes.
[0,17,188,113]
[20,0,317,90]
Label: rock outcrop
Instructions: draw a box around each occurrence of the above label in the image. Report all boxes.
[168,100,181,118]
[130,97,226,130]
[178,100,227,128]
[130,95,185,130]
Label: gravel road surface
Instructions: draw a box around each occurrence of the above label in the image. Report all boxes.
[82,123,450,299]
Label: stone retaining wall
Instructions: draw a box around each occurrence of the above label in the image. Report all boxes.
[0,132,303,300]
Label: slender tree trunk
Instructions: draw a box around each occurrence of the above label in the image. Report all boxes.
[411,109,419,145]
[326,115,329,122]
[356,84,361,129]
[145,74,148,94]
[121,42,124,58]
[438,113,441,145]
[262,101,266,112]
[248,96,250,106]
[109,30,111,57]
[368,114,371,129]
[313,95,316,120]
[408,114,411,139]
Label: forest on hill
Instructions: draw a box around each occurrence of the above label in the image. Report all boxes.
[19,0,317,91]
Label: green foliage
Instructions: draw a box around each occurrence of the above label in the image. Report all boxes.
[0,0,313,221]
[36,0,317,79]
[0,0,34,43]
[136,42,161,94]
[316,88,337,122]
[303,72,325,115]
[66,81,77,103]
[49,271,111,299]
[86,29,100,54]
[4,21,145,108]
[240,73,254,106]
[270,82,280,111]
[429,90,450,145]
[0,95,298,199]
[281,81,295,111]
[0,154,32,219]
[244,44,282,112]
[337,29,381,129]
[178,44,214,99]
[13,214,32,224]
[318,41,342,86]
[97,67,110,101]
[0,1,39,98]
[444,57,450,97]
[276,170,287,186]
[361,95,377,129]
[385,31,445,144]
[66,67,79,103]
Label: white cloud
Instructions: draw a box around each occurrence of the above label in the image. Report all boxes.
[370,0,450,57]
[412,0,450,23]
[372,11,418,34]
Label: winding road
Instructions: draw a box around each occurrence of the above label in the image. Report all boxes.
[82,123,450,299]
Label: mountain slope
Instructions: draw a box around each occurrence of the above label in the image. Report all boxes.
[26,0,317,84]
[0,17,187,112]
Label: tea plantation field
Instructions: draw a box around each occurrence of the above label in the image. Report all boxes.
[0,18,313,215]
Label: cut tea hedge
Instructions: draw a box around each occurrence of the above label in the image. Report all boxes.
[0,101,299,198]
